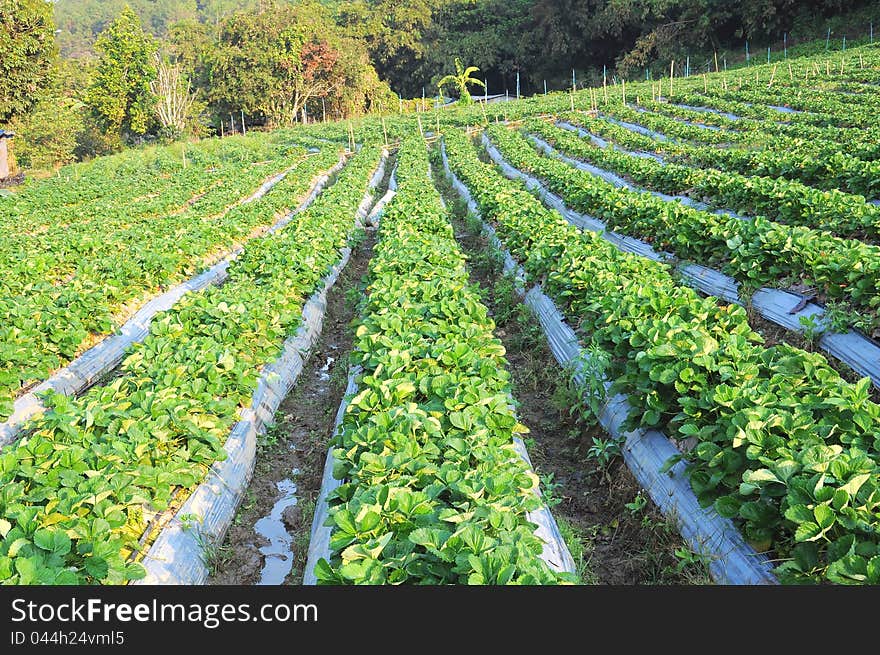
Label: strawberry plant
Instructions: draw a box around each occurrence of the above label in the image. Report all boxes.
[316,134,571,585]
[0,144,384,584]
[444,126,880,584]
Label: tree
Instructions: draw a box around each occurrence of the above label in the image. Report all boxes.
[437,58,485,104]
[0,0,57,124]
[10,95,84,170]
[150,52,201,140]
[84,6,157,149]
[336,0,437,97]
[207,2,356,127]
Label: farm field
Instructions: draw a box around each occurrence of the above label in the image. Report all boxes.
[3,37,880,588]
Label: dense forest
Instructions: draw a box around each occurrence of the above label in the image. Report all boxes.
[2,0,877,172]
[54,0,878,94]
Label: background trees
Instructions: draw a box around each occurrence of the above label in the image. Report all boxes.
[3,0,877,173]
[84,7,158,150]
[0,0,57,124]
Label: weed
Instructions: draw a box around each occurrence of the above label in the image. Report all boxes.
[587,436,622,481]
[798,314,825,349]
[556,517,596,584]
[625,491,648,515]
[539,472,564,509]
[347,227,367,249]
[258,421,282,451]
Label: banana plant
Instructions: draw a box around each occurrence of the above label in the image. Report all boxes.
[437,58,486,105]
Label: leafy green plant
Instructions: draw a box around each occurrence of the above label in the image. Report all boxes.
[438,58,486,106]
[315,134,571,585]
[443,125,880,584]
[0,142,383,584]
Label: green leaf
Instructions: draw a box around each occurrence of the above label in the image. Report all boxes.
[14,557,38,584]
[7,537,31,558]
[713,495,741,519]
[0,519,11,538]
[814,505,835,530]
[84,555,109,580]
[784,504,814,524]
[357,511,381,533]
[34,528,71,555]
[794,521,823,542]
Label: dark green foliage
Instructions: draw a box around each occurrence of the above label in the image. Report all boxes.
[0,0,58,123]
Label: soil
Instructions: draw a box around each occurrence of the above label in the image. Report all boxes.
[208,229,375,585]
[0,172,25,188]
[432,159,710,585]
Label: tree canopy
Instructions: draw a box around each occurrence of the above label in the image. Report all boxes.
[0,0,58,124]
[84,6,158,148]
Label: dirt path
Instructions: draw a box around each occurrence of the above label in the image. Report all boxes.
[431,156,711,584]
[208,227,376,585]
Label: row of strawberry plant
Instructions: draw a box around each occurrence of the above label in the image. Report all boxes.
[666,86,872,128]
[2,132,297,242]
[0,144,382,585]
[600,101,880,198]
[626,99,880,160]
[443,126,880,584]
[538,116,880,241]
[1,135,310,297]
[315,134,570,585]
[602,102,880,190]
[0,145,342,422]
[487,124,880,335]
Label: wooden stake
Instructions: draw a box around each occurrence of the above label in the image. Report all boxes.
[669,60,674,97]
[788,62,793,81]
[768,64,777,87]
[703,73,708,92]
[381,116,388,147]
[714,51,719,73]
[622,78,626,104]
[603,74,608,103]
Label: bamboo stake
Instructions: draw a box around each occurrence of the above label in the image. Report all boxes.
[768,64,777,87]
[788,62,793,81]
[714,51,719,73]
[669,60,674,97]
[703,73,708,92]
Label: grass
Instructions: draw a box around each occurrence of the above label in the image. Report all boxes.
[556,517,596,584]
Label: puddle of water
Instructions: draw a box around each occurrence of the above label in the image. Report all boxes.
[255,477,299,585]
[317,356,335,382]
